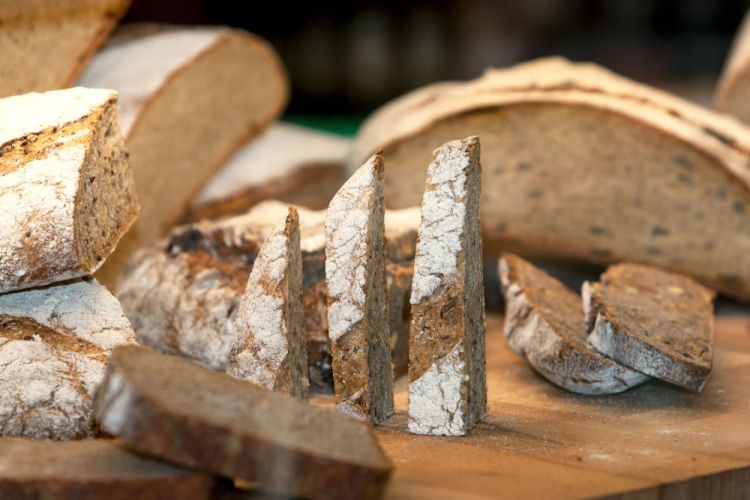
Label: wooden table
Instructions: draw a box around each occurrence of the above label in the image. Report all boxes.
[375,313,750,499]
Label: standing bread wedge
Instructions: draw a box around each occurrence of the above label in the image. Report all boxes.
[325,154,394,423]
[408,137,486,436]
[0,87,138,294]
[716,10,750,124]
[227,207,309,399]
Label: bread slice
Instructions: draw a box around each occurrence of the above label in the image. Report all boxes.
[187,123,350,221]
[0,279,135,439]
[716,10,750,123]
[0,0,131,98]
[0,438,214,499]
[325,154,394,423]
[79,26,289,288]
[584,263,714,392]
[95,345,393,499]
[408,137,486,436]
[117,200,418,391]
[499,253,648,395]
[351,56,750,300]
[227,207,308,399]
[0,87,138,294]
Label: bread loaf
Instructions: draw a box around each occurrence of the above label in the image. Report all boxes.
[326,154,394,423]
[408,137,486,436]
[95,345,393,499]
[227,207,308,399]
[0,87,138,294]
[351,57,750,300]
[0,279,134,439]
[0,0,131,97]
[79,26,288,288]
[716,10,750,123]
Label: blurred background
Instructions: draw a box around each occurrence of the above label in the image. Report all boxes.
[123,0,749,132]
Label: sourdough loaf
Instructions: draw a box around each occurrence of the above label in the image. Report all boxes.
[227,208,309,399]
[117,200,418,391]
[0,0,131,98]
[500,253,648,395]
[326,154,394,423]
[351,56,750,299]
[408,137,486,436]
[188,123,350,221]
[0,279,134,439]
[584,263,714,392]
[716,10,750,123]
[0,87,138,294]
[79,26,289,288]
[95,345,393,499]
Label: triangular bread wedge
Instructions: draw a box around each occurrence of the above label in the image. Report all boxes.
[0,87,138,293]
[351,57,750,300]
[716,10,750,123]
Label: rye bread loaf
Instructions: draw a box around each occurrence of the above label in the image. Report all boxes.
[0,279,135,439]
[584,263,714,392]
[716,10,750,124]
[326,154,394,423]
[79,25,288,288]
[408,137,486,436]
[0,438,214,500]
[0,0,130,98]
[351,56,750,300]
[499,253,648,395]
[117,200,418,391]
[188,123,350,221]
[95,345,393,499]
[0,87,138,294]
[227,207,309,399]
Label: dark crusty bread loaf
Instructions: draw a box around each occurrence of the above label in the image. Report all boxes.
[95,345,393,499]
[499,253,648,395]
[351,57,750,300]
[0,438,214,500]
[584,263,714,392]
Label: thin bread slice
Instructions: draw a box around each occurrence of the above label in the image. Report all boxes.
[716,10,750,123]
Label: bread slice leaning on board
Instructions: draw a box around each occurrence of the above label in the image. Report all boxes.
[351,56,750,300]
[716,9,750,123]
[79,24,289,288]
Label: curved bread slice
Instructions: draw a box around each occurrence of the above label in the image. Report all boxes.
[325,154,394,423]
[499,253,648,395]
[80,26,289,288]
[0,279,135,439]
[584,263,714,392]
[227,207,309,399]
[95,345,393,499]
[408,137,486,436]
[0,87,138,294]
[0,438,214,500]
[0,0,131,97]
[716,10,750,123]
[351,56,750,300]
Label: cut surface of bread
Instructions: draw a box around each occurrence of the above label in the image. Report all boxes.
[0,0,131,98]
[500,253,648,395]
[408,137,486,436]
[351,57,750,300]
[716,10,750,123]
[0,279,135,439]
[584,263,714,392]
[95,345,393,499]
[0,438,214,500]
[0,87,138,294]
[79,26,289,288]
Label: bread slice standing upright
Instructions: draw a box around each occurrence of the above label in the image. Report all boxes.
[325,154,394,423]
[227,207,308,399]
[0,87,138,294]
[716,10,750,123]
[408,137,486,436]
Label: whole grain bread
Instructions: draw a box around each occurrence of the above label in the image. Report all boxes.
[351,56,750,300]
[584,263,714,392]
[0,87,138,294]
[95,345,393,499]
[716,10,750,124]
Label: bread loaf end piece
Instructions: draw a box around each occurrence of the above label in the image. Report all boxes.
[326,154,394,424]
[408,136,486,436]
[227,207,309,399]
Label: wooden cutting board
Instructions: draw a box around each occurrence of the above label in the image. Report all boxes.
[375,313,750,499]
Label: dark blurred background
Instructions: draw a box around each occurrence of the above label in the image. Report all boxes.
[123,0,749,129]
